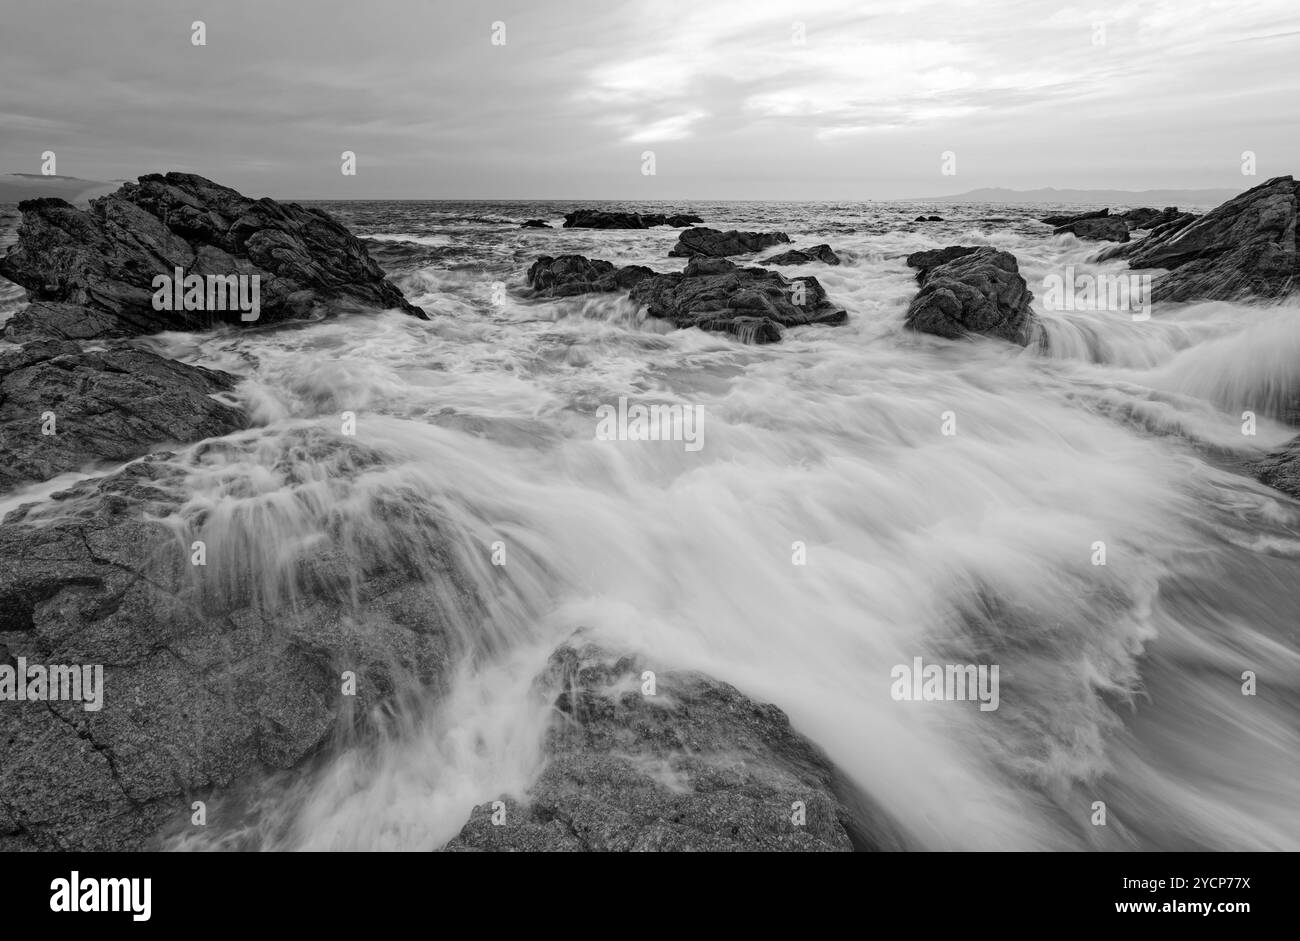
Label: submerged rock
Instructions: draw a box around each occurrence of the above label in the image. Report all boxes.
[444,643,872,852]
[1123,175,1300,303]
[519,220,552,228]
[668,227,791,258]
[904,246,1035,345]
[762,244,841,266]
[1251,437,1300,500]
[0,340,246,494]
[0,432,469,850]
[562,210,703,229]
[0,172,425,340]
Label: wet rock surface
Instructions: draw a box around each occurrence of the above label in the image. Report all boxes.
[904,246,1036,345]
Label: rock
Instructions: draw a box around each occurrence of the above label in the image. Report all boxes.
[443,643,868,852]
[1123,176,1300,303]
[905,245,981,278]
[0,172,425,340]
[904,246,1036,345]
[526,255,654,297]
[629,258,846,343]
[762,244,841,266]
[519,220,552,228]
[0,430,469,850]
[1054,216,1130,242]
[1119,206,1182,230]
[0,340,247,494]
[1250,437,1300,499]
[562,210,703,229]
[668,227,791,258]
[913,215,943,222]
[1040,208,1109,227]
[1094,212,1198,262]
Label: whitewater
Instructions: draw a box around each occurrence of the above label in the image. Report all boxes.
[4,200,1296,851]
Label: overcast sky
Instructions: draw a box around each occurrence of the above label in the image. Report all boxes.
[2,0,1297,199]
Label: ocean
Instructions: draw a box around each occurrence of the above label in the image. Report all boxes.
[2,199,1297,850]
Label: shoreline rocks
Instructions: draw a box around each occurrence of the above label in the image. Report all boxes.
[904,246,1035,345]
[444,643,874,852]
[562,210,703,229]
[668,227,791,258]
[0,172,425,340]
[762,244,841,266]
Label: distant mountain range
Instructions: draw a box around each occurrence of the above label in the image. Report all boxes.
[910,186,1240,207]
[0,173,123,205]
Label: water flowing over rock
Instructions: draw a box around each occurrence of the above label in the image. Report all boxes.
[0,172,425,340]
[0,433,469,850]
[0,339,246,494]
[1122,175,1300,303]
[1251,438,1300,500]
[668,227,791,258]
[444,643,873,852]
[904,246,1036,345]
[762,244,841,266]
[562,210,703,229]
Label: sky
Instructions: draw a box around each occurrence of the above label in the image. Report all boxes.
[1,0,1298,199]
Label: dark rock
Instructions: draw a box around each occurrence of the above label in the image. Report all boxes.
[904,246,1036,344]
[443,643,868,852]
[630,258,846,343]
[1124,176,1300,303]
[0,340,246,494]
[1252,437,1300,499]
[0,430,470,850]
[762,244,841,266]
[1040,208,1109,227]
[914,215,943,222]
[0,172,425,340]
[526,255,654,297]
[1094,212,1198,262]
[1054,216,1130,242]
[1119,206,1181,230]
[519,220,552,229]
[562,210,703,230]
[905,246,981,279]
[668,227,791,258]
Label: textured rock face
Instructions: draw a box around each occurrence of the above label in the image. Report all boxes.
[526,255,654,297]
[1251,438,1300,499]
[904,246,1036,345]
[562,210,703,229]
[668,227,791,258]
[1055,216,1130,242]
[762,244,841,266]
[0,433,467,851]
[1119,206,1183,230]
[0,172,425,339]
[1040,208,1110,227]
[629,257,847,343]
[1123,176,1299,303]
[0,340,247,494]
[444,643,865,852]
[526,254,846,343]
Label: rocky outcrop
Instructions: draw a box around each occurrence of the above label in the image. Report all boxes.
[668,227,791,258]
[1119,206,1182,230]
[562,210,703,229]
[904,246,1035,345]
[762,244,841,266]
[1251,438,1300,499]
[1040,208,1109,227]
[629,257,846,343]
[913,215,943,222]
[525,254,846,343]
[1055,216,1130,242]
[0,431,468,850]
[1122,176,1299,303]
[0,340,246,494]
[526,255,654,297]
[444,643,870,852]
[520,220,552,228]
[0,172,425,340]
